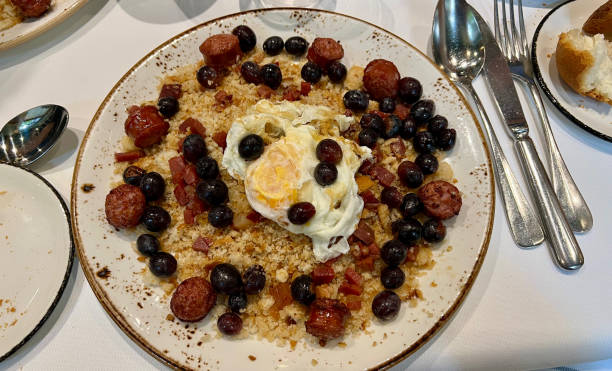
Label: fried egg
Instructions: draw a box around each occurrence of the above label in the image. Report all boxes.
[222,101,371,261]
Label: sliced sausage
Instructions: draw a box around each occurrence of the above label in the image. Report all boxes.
[124,105,170,148]
[170,277,217,322]
[199,34,243,68]
[11,0,50,17]
[363,59,400,101]
[307,38,344,70]
[105,184,146,229]
[418,180,462,220]
[305,298,350,341]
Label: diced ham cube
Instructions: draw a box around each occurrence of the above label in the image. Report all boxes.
[352,221,374,245]
[257,85,273,99]
[390,139,406,157]
[173,183,189,206]
[367,242,380,256]
[214,90,233,106]
[169,156,186,184]
[192,236,211,253]
[359,189,379,210]
[371,165,396,187]
[183,164,198,185]
[300,82,311,96]
[159,84,182,100]
[393,103,410,120]
[114,150,144,163]
[184,208,195,225]
[312,265,335,285]
[344,267,362,286]
[282,86,301,101]
[356,256,375,271]
[338,282,362,296]
[212,131,227,151]
[345,298,362,311]
[358,159,375,175]
[179,118,206,137]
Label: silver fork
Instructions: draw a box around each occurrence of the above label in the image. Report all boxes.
[494,0,593,233]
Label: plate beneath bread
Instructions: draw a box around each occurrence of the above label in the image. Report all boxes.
[532,0,612,142]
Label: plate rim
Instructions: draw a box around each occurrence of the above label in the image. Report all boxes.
[0,0,89,52]
[0,162,74,362]
[531,0,612,143]
[69,7,495,370]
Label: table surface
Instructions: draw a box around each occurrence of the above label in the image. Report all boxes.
[2,0,611,370]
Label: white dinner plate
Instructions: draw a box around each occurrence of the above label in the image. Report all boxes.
[71,8,494,370]
[0,162,73,361]
[0,0,88,51]
[532,0,612,142]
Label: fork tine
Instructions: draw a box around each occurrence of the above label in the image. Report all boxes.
[494,0,504,52]
[501,0,513,58]
[518,0,529,58]
[509,0,521,59]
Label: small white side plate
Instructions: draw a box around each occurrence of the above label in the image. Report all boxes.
[532,0,612,142]
[0,163,73,361]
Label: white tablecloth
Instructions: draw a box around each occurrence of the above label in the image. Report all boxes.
[2,0,611,369]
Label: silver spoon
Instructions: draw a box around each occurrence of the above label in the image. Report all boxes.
[432,0,544,247]
[0,105,69,167]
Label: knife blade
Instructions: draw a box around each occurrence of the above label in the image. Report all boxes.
[465,2,584,270]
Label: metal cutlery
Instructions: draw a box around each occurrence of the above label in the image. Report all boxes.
[493,0,592,233]
[432,0,544,247]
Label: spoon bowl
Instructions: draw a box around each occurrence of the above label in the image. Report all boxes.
[0,105,69,167]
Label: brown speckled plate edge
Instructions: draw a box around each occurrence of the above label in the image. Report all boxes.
[70,8,494,370]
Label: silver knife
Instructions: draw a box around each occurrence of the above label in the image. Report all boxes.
[469,4,584,270]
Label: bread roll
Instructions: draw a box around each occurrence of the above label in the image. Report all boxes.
[582,0,612,40]
[556,29,612,105]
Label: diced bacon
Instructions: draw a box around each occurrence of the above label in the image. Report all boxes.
[352,221,374,245]
[184,208,195,225]
[373,145,384,163]
[393,103,410,120]
[257,85,273,99]
[338,282,362,296]
[173,183,189,206]
[404,245,419,263]
[169,156,186,184]
[358,159,375,175]
[159,84,182,100]
[324,255,341,266]
[345,298,362,311]
[367,242,380,256]
[355,256,375,271]
[344,267,362,286]
[390,139,406,157]
[192,236,211,254]
[371,165,396,187]
[214,90,233,106]
[183,164,198,185]
[312,265,335,285]
[189,197,207,215]
[212,131,227,151]
[283,86,301,101]
[177,137,186,153]
[179,118,206,137]
[114,150,144,163]
[300,82,311,96]
[246,210,264,223]
[359,189,379,210]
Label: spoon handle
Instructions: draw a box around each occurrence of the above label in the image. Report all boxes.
[463,83,544,247]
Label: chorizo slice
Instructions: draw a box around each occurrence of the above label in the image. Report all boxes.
[199,34,243,68]
[124,105,170,148]
[363,59,400,101]
[418,180,462,220]
[170,277,217,322]
[307,38,344,70]
[104,184,146,229]
[11,0,50,17]
[305,298,350,341]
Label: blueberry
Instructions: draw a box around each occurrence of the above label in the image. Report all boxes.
[380,266,405,289]
[261,63,282,89]
[436,128,456,151]
[343,90,369,111]
[422,219,446,243]
[359,113,385,134]
[358,128,379,148]
[380,240,408,267]
[211,263,243,295]
[372,290,401,320]
[196,179,228,206]
[263,36,284,56]
[232,25,256,52]
[243,265,266,294]
[195,156,219,180]
[137,234,159,257]
[327,61,347,83]
[413,131,436,154]
[140,172,165,201]
[314,162,338,186]
[410,100,435,125]
[123,165,146,186]
[183,134,207,163]
[228,291,248,313]
[380,187,403,209]
[241,61,261,84]
[208,206,234,228]
[415,153,438,175]
[285,36,308,56]
[398,77,422,104]
[288,202,316,225]
[196,66,220,89]
[399,193,423,218]
[397,161,424,188]
[149,252,177,277]
[301,61,322,83]
[427,115,448,135]
[238,134,264,161]
[400,118,417,140]
[316,139,343,164]
[217,312,242,335]
[157,97,179,118]
[291,275,315,306]
[379,97,396,113]
[395,218,422,245]
[383,114,403,139]
[142,206,171,232]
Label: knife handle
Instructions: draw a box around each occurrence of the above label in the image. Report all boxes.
[514,137,584,270]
